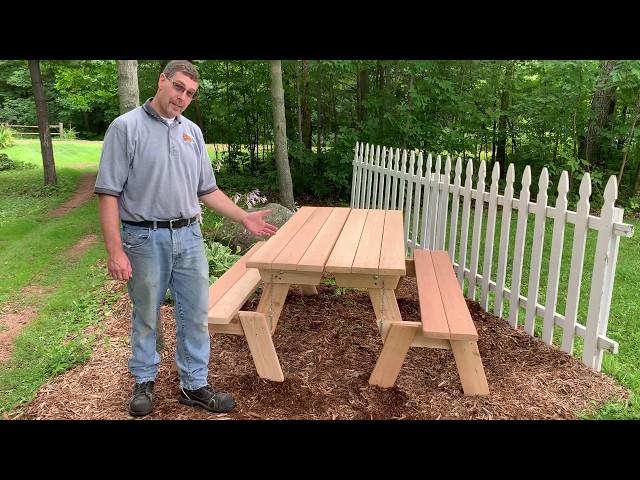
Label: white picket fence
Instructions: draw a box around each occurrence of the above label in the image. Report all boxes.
[350,142,635,371]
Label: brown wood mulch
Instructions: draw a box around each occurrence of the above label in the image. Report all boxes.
[14,277,628,420]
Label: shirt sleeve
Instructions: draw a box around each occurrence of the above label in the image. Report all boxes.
[94,121,130,197]
[195,128,218,197]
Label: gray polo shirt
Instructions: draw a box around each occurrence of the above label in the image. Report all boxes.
[95,99,217,222]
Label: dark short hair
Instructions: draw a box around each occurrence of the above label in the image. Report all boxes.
[163,60,200,83]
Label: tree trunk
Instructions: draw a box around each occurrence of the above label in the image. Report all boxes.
[580,60,618,169]
[297,61,303,144]
[28,60,57,186]
[356,63,369,125]
[618,95,640,184]
[301,60,312,150]
[316,70,322,154]
[634,153,640,193]
[269,60,295,211]
[117,60,140,114]
[496,61,514,173]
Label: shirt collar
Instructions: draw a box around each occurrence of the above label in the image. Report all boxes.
[142,98,182,124]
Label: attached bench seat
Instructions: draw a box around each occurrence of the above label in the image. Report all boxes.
[369,249,489,395]
[207,240,284,382]
[208,241,265,327]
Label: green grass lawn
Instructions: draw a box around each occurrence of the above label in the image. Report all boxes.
[1,139,639,418]
[0,139,115,413]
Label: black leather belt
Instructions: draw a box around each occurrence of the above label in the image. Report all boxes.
[122,217,198,229]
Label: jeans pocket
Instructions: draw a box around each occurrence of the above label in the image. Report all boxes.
[190,223,203,239]
[122,226,152,248]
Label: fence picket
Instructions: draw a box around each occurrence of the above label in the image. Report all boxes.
[350,142,360,208]
[468,160,486,300]
[509,166,532,328]
[383,148,392,210]
[524,168,550,335]
[437,156,451,250]
[583,176,619,369]
[411,152,424,249]
[357,143,369,208]
[420,154,433,249]
[397,150,408,214]
[480,162,500,310]
[457,159,474,287]
[371,145,381,208]
[390,148,400,210]
[542,171,569,345]
[448,158,463,261]
[494,164,515,317]
[403,151,416,242]
[428,155,442,249]
[561,174,591,354]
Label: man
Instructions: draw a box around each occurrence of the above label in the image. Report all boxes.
[95,60,277,417]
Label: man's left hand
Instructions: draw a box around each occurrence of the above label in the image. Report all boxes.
[242,209,278,237]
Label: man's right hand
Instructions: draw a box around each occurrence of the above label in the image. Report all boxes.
[108,249,132,281]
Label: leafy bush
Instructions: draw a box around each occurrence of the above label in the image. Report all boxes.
[0,153,36,171]
[204,239,241,283]
[61,126,78,140]
[0,124,16,149]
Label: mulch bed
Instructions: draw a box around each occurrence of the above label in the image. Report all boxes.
[16,277,628,420]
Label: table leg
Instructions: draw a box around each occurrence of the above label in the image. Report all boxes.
[300,285,318,296]
[238,311,284,382]
[257,283,290,334]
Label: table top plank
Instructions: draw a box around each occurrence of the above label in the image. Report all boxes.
[351,210,386,274]
[247,206,316,269]
[414,249,450,339]
[298,207,351,272]
[430,250,478,340]
[271,207,334,270]
[379,210,407,276]
[325,209,369,273]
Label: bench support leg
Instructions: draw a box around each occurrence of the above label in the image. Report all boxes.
[238,311,284,382]
[257,283,290,334]
[300,285,318,296]
[450,340,489,395]
[368,322,416,388]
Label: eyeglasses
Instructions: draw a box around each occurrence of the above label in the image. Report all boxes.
[167,77,198,100]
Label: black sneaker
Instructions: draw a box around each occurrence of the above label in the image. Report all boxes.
[179,385,236,413]
[128,381,155,417]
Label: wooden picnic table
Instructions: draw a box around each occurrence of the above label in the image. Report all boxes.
[245,206,407,383]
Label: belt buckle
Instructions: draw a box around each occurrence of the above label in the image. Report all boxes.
[169,218,180,230]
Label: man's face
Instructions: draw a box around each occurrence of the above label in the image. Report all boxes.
[155,72,198,117]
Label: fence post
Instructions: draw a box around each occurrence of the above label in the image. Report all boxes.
[583,176,620,370]
[59,122,64,137]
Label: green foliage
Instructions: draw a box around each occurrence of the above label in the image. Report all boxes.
[0,153,36,172]
[204,239,241,283]
[61,126,78,140]
[0,123,16,148]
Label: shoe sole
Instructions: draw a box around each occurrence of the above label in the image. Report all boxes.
[179,396,236,413]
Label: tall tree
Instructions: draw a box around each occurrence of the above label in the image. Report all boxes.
[28,60,57,186]
[301,60,312,150]
[581,60,618,168]
[356,63,369,125]
[117,60,140,114]
[269,60,295,210]
[496,61,514,173]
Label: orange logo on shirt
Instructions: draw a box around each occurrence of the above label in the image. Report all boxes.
[182,133,193,143]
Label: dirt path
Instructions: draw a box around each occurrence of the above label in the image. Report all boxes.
[48,172,97,218]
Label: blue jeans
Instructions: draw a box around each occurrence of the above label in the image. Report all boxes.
[122,222,210,390]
